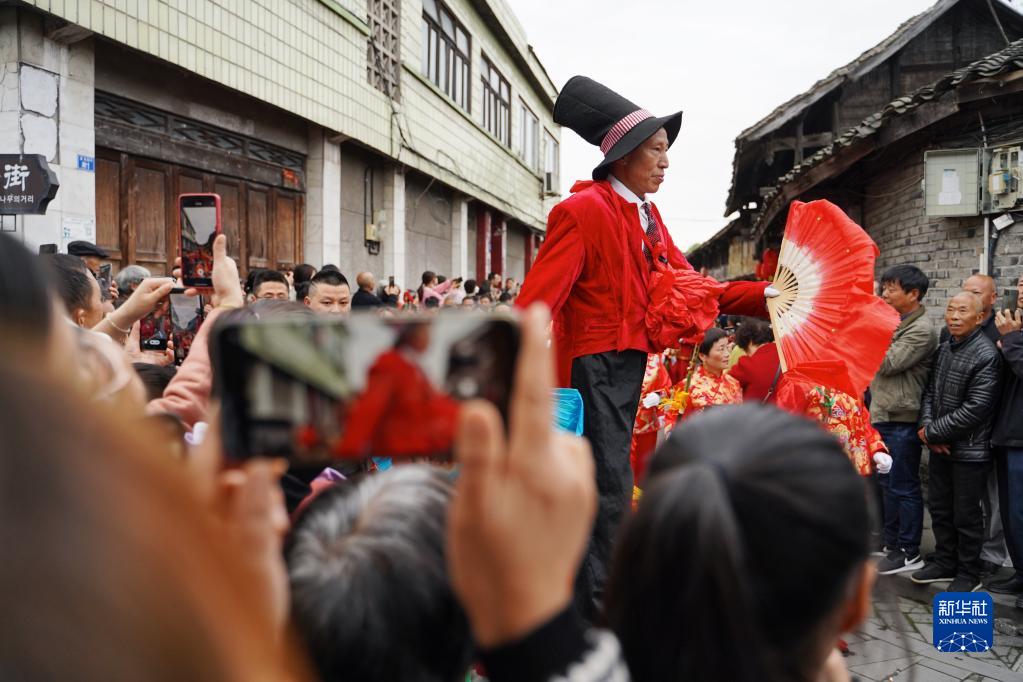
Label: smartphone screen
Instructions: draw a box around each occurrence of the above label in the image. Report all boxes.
[139,294,174,351]
[38,244,57,255]
[1005,289,1020,314]
[99,263,113,302]
[180,194,220,288]
[213,313,519,465]
[170,292,204,365]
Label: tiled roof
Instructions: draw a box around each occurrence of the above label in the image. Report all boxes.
[751,37,1023,232]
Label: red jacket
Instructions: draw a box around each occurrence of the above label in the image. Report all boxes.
[518,180,769,386]
[730,342,781,402]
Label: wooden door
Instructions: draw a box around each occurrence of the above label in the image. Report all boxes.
[95,152,123,268]
[247,186,270,271]
[131,158,172,276]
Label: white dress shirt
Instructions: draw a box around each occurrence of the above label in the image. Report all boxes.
[609,174,656,257]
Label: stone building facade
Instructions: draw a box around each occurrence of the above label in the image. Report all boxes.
[3,0,561,287]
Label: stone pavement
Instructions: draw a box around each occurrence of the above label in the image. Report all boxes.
[844,590,1023,681]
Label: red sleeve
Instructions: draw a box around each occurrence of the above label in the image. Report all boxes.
[516,205,584,318]
[720,280,770,318]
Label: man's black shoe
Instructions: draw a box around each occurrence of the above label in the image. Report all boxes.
[948,576,982,593]
[987,574,1023,594]
[911,564,955,584]
[980,560,1001,579]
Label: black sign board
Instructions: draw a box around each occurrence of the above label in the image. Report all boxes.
[0,154,59,215]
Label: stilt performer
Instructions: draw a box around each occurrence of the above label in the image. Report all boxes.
[517,76,774,617]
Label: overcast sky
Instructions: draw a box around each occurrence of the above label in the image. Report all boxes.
[510,0,1019,249]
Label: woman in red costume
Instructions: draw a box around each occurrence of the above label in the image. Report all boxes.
[675,328,742,424]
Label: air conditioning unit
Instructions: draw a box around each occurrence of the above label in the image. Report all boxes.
[988,146,1022,211]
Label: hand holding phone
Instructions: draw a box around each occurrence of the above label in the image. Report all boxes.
[179,193,222,289]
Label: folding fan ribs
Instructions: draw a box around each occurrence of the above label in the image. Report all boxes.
[767,200,899,397]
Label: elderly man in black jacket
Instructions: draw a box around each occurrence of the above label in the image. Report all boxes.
[912,291,1003,592]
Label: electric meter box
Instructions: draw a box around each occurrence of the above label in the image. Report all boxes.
[924,149,980,217]
[988,146,1023,211]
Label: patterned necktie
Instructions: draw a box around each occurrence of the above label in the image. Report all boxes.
[642,202,660,264]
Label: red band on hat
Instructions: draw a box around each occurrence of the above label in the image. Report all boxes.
[600,109,653,155]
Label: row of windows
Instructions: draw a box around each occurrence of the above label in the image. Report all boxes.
[368,0,560,191]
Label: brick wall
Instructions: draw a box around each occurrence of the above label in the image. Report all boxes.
[862,153,986,326]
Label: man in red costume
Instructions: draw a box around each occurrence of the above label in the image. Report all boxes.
[517,76,773,617]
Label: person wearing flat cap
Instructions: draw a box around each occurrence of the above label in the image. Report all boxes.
[66,240,109,275]
[517,76,775,619]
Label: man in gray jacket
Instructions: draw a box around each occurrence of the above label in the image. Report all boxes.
[873,265,938,576]
[911,291,1003,592]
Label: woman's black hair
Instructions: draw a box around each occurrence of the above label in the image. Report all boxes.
[605,404,872,682]
[0,234,54,339]
[45,253,95,317]
[697,326,728,356]
[293,263,317,284]
[735,318,774,351]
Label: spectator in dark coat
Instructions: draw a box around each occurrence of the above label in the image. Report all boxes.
[911,291,1003,592]
[351,272,382,309]
[989,276,1023,599]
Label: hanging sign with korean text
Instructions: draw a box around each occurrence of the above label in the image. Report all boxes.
[0,154,59,215]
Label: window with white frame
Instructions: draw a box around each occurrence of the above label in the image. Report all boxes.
[367,0,401,99]
[481,55,510,146]
[421,0,470,111]
[544,131,559,192]
[518,100,539,170]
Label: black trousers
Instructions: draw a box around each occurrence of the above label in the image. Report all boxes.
[570,349,647,621]
[928,454,991,581]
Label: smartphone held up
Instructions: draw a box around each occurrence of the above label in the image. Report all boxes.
[179,193,221,289]
[139,288,205,363]
[213,312,519,467]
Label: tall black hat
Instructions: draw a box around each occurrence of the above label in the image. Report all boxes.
[554,76,683,180]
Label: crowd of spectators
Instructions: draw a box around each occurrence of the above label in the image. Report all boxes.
[3,230,1022,681]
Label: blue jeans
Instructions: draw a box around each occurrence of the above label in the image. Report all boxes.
[876,422,924,555]
[996,447,1023,576]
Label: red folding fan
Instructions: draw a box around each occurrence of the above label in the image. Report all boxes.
[768,200,899,397]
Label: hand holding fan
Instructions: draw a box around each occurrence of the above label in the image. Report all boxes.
[767,200,899,397]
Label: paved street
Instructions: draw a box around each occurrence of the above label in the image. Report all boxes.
[845,593,1023,681]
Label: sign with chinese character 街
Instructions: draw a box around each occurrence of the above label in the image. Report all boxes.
[933,592,993,653]
[0,154,59,215]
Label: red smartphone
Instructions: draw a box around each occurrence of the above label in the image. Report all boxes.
[179,193,221,289]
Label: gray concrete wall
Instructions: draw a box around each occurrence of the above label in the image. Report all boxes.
[2,7,96,252]
[337,145,389,281]
[404,171,455,281]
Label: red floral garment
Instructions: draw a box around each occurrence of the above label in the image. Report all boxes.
[804,387,887,477]
[633,354,673,435]
[675,365,742,424]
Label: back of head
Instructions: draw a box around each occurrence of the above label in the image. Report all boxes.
[133,362,178,402]
[0,358,288,681]
[734,318,774,350]
[287,465,472,682]
[0,233,54,344]
[464,279,478,295]
[293,263,317,284]
[606,404,871,682]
